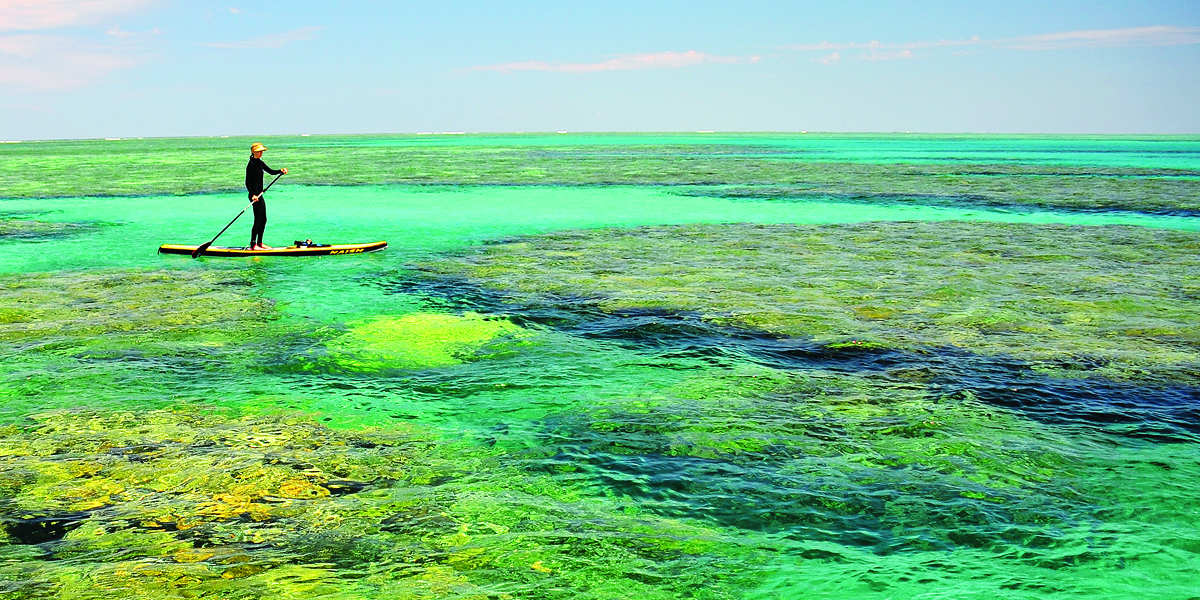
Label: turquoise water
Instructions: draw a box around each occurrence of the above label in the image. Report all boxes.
[1,135,1199,599]
[7,185,1200,274]
[295,133,1200,170]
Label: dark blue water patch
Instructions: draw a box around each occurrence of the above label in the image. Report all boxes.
[526,409,1098,558]
[739,340,1200,444]
[669,186,1200,218]
[0,211,43,219]
[923,356,1200,445]
[946,170,1200,178]
[390,274,1200,444]
[387,273,1195,561]
[1,511,91,545]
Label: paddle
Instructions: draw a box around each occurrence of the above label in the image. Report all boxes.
[191,172,283,258]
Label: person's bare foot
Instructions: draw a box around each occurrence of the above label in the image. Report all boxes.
[259,244,273,250]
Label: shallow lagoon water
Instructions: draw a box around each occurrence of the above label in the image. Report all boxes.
[1,135,1199,599]
[5,134,1200,214]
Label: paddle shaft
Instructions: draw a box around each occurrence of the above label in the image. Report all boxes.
[191,173,283,258]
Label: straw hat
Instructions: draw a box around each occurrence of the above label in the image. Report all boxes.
[250,142,267,152]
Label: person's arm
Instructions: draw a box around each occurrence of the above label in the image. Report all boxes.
[260,161,283,176]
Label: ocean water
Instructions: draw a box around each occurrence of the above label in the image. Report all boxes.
[0,134,1198,599]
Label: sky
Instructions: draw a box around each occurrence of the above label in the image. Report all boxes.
[1,0,1198,139]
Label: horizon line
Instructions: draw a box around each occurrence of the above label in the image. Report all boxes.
[5,130,1200,143]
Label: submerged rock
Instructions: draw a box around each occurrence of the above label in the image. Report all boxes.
[0,407,753,599]
[0,218,99,241]
[325,312,528,372]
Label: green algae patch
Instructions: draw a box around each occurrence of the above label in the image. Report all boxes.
[0,268,278,357]
[417,222,1200,383]
[0,407,758,599]
[0,218,98,242]
[326,312,527,372]
[0,267,310,420]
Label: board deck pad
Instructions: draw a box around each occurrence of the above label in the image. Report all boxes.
[159,241,387,257]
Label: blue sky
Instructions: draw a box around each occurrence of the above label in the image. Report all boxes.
[1,0,1198,139]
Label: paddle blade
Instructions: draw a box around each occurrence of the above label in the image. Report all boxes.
[190,242,212,259]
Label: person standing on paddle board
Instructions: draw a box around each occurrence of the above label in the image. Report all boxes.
[246,142,287,250]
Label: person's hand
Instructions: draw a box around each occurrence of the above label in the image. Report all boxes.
[281,168,288,175]
[251,195,259,202]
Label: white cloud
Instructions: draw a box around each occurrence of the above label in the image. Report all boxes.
[0,0,157,31]
[860,49,914,61]
[467,50,761,74]
[787,37,978,63]
[787,25,1200,63]
[105,25,158,39]
[785,38,979,52]
[0,0,160,90]
[1002,26,1200,50]
[0,33,136,90]
[202,26,323,49]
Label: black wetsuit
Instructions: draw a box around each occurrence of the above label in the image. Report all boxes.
[245,156,282,247]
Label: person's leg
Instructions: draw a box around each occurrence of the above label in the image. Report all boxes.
[251,197,267,248]
[257,197,270,248]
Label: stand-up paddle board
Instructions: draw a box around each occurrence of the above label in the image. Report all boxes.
[159,241,387,257]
